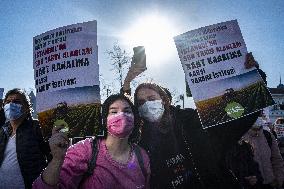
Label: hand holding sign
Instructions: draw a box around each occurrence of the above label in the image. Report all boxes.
[174,20,274,128]
[245,52,259,69]
[50,124,69,161]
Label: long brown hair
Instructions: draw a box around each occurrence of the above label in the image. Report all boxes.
[134,83,173,132]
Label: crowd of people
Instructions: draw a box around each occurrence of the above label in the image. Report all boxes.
[0,53,284,189]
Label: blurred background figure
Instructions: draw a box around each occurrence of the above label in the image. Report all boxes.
[274,117,284,139]
[242,113,284,189]
[278,137,284,159]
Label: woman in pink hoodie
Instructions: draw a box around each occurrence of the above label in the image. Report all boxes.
[33,94,150,189]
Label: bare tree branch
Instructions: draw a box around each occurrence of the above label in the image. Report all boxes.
[106,43,131,88]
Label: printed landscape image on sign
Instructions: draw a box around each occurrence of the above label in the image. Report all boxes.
[195,70,275,128]
[174,19,274,128]
[37,86,101,140]
[33,20,101,138]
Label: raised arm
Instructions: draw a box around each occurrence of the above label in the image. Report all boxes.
[42,125,69,186]
[33,125,69,188]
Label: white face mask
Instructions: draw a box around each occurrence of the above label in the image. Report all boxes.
[138,100,165,122]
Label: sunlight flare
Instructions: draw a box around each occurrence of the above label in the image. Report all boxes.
[122,14,178,63]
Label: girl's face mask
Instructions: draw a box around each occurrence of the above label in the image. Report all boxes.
[138,100,165,122]
[107,112,134,138]
[4,103,23,121]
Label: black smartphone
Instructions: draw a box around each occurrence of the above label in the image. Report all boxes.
[133,46,146,68]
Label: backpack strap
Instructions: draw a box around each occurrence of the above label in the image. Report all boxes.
[83,140,146,182]
[85,137,99,176]
[263,130,272,149]
[79,138,99,186]
[133,145,147,180]
[78,138,99,186]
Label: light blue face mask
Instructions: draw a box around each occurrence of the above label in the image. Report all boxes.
[4,103,23,121]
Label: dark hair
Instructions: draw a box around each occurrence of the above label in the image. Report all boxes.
[134,83,173,131]
[101,94,140,143]
[134,83,171,107]
[162,87,172,104]
[4,88,33,119]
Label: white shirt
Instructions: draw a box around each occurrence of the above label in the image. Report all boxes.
[0,135,25,189]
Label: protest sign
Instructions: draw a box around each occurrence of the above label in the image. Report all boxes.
[33,21,101,139]
[174,20,274,128]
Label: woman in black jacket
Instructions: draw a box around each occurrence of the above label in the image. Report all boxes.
[133,82,259,189]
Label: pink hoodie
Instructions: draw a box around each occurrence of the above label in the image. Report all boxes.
[33,138,150,189]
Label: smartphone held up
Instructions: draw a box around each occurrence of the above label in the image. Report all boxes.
[132,46,146,70]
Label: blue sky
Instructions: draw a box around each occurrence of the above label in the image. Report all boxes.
[0,0,283,108]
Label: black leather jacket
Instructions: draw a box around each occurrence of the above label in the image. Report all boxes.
[0,118,50,189]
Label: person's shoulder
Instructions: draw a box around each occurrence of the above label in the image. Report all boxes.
[68,138,93,151]
[66,138,93,160]
[31,118,39,122]
[28,118,43,135]
[31,118,40,126]
[182,107,196,114]
[172,107,202,132]
[173,106,197,120]
[71,138,93,149]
